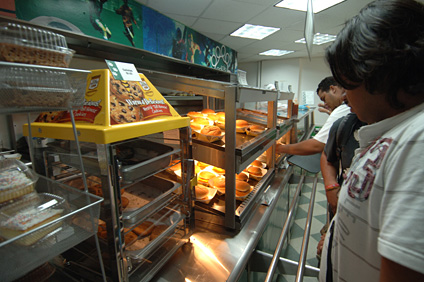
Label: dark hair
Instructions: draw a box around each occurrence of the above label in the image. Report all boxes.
[316,76,340,94]
[325,0,424,109]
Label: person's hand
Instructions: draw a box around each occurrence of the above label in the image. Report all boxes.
[326,188,339,214]
[276,143,287,154]
[318,103,332,115]
[317,233,326,256]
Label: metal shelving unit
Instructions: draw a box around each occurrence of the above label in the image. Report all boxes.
[0,62,105,282]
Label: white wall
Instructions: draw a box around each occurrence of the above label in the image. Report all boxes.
[239,56,332,126]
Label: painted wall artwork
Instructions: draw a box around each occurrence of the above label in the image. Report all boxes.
[1,0,237,73]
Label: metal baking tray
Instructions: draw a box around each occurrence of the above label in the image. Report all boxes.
[122,176,180,225]
[117,139,178,184]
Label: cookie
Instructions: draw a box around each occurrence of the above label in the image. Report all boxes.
[35,111,66,122]
[110,95,141,123]
[110,77,144,101]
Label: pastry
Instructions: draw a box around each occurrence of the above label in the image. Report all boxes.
[124,230,138,245]
[121,197,129,209]
[133,220,155,237]
[201,108,215,114]
[0,42,71,67]
[110,95,141,123]
[236,172,249,182]
[247,166,262,177]
[195,185,209,200]
[187,111,203,118]
[198,171,217,185]
[200,125,222,136]
[192,117,210,125]
[251,160,264,168]
[150,224,168,240]
[0,162,36,203]
[0,206,63,246]
[212,166,225,174]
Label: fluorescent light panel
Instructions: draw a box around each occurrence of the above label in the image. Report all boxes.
[230,24,280,40]
[260,49,294,56]
[275,0,345,13]
[295,33,336,45]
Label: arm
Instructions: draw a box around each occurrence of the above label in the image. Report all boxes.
[320,151,340,214]
[380,257,424,282]
[276,138,325,155]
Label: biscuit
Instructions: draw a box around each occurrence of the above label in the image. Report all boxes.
[110,95,141,123]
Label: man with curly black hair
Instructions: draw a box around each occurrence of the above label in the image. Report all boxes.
[319,0,424,281]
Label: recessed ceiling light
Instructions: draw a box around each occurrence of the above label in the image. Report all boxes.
[275,0,345,13]
[259,49,294,56]
[295,33,336,45]
[230,24,280,40]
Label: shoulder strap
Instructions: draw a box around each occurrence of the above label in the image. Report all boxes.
[336,113,358,149]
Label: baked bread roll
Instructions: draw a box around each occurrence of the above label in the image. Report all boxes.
[201,108,215,114]
[212,166,225,174]
[196,161,210,169]
[200,125,222,136]
[187,111,203,118]
[190,123,202,131]
[236,119,249,127]
[192,117,210,125]
[251,160,263,168]
[198,171,216,184]
[236,172,249,182]
[247,166,262,177]
[195,185,209,200]
[236,180,251,192]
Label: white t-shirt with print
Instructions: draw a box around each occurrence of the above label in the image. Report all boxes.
[319,102,424,281]
[313,103,351,144]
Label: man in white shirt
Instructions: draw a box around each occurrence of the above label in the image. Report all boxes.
[319,0,424,281]
[276,76,350,155]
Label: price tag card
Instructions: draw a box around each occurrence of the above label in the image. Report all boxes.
[106,60,141,81]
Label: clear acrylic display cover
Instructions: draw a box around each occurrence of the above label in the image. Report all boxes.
[0,62,90,112]
[0,159,38,205]
[0,22,75,67]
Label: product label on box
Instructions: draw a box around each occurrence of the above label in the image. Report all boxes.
[34,70,178,126]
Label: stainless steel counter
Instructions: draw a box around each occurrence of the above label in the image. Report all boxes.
[151,166,294,282]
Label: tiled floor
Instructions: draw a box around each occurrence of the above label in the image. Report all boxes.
[279,174,328,282]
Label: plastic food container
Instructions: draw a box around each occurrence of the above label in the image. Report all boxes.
[0,192,66,246]
[0,159,38,204]
[0,62,90,111]
[0,22,75,67]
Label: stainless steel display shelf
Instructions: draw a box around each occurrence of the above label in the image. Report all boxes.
[0,175,103,282]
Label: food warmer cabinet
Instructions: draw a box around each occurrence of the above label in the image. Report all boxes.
[140,69,295,230]
[24,70,195,282]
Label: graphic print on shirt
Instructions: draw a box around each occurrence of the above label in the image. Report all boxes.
[345,138,392,201]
